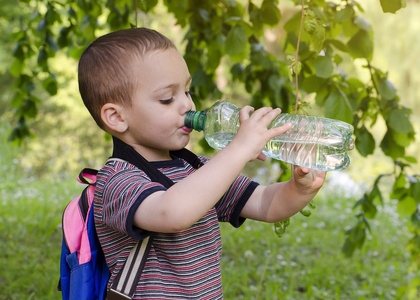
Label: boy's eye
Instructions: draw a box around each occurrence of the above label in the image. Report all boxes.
[160,98,173,105]
[185,91,192,97]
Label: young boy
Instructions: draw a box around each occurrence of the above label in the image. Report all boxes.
[78,27,326,299]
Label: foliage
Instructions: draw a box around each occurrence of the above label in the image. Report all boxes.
[3,0,420,297]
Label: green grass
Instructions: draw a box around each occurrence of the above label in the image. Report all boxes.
[0,173,78,299]
[220,186,410,300]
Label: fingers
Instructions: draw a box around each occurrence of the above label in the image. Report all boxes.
[238,105,255,122]
[257,152,267,161]
[239,106,282,126]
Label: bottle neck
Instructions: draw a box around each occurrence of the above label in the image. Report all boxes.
[184,110,207,132]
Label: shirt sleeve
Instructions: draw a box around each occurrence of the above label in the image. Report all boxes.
[97,166,166,240]
[215,175,259,228]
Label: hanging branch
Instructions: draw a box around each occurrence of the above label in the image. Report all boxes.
[294,0,305,114]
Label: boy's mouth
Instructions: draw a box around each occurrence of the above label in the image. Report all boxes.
[182,126,192,133]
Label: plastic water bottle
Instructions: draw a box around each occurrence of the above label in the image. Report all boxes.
[185,101,355,171]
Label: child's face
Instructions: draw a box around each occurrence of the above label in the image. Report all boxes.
[123,48,195,160]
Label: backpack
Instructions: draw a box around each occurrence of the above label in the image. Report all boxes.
[58,145,203,300]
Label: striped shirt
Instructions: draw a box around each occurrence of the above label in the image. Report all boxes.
[94,155,258,299]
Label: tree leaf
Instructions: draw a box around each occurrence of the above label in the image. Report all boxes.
[260,0,281,26]
[355,125,375,157]
[389,108,414,134]
[310,23,325,53]
[37,48,48,66]
[397,195,416,217]
[379,0,407,14]
[324,92,353,123]
[225,26,249,62]
[335,5,354,23]
[378,78,397,100]
[347,29,373,59]
[42,75,58,96]
[411,210,420,230]
[302,75,326,93]
[328,39,348,52]
[380,130,405,159]
[11,59,24,77]
[314,55,334,78]
[137,0,158,12]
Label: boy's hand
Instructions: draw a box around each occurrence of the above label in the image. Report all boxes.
[292,166,326,193]
[229,106,292,162]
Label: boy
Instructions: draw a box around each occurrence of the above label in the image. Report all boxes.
[78,28,326,299]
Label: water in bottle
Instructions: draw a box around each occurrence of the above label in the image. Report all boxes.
[185,101,354,171]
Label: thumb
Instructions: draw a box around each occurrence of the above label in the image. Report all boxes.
[293,165,311,177]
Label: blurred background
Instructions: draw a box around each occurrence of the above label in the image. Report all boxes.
[1,0,419,299]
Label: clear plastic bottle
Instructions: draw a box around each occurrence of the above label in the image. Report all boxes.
[185,101,355,171]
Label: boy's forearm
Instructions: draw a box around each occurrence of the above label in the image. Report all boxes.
[263,179,319,222]
[134,143,249,232]
[242,169,324,223]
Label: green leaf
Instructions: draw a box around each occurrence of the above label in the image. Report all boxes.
[378,78,397,100]
[11,92,24,108]
[389,108,413,134]
[314,56,334,78]
[42,75,58,96]
[231,63,245,81]
[302,75,326,93]
[355,125,375,157]
[284,11,301,33]
[37,48,48,67]
[335,5,354,23]
[380,0,407,14]
[411,181,420,202]
[324,92,353,123]
[138,0,158,12]
[328,39,348,52]
[11,59,24,77]
[411,210,420,230]
[225,26,249,62]
[347,30,373,59]
[380,130,405,159]
[397,195,416,217]
[12,43,25,60]
[310,23,325,53]
[192,70,208,87]
[392,131,413,147]
[362,198,377,219]
[22,99,38,118]
[260,0,281,26]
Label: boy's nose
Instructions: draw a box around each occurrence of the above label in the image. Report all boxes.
[181,94,195,114]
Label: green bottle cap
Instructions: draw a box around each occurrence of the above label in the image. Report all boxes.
[185,111,206,132]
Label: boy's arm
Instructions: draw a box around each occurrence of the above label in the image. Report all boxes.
[240,167,326,223]
[133,106,292,233]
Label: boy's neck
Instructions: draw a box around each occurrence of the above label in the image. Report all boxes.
[112,137,172,162]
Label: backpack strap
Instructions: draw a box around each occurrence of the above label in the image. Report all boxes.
[107,137,202,299]
[170,147,204,170]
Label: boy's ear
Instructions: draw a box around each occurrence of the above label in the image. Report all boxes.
[101,103,128,133]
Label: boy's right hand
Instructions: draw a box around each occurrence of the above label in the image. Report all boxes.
[228,106,292,162]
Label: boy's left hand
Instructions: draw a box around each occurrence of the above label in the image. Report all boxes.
[292,166,326,193]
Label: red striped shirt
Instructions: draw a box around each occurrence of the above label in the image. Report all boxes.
[94,156,258,299]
